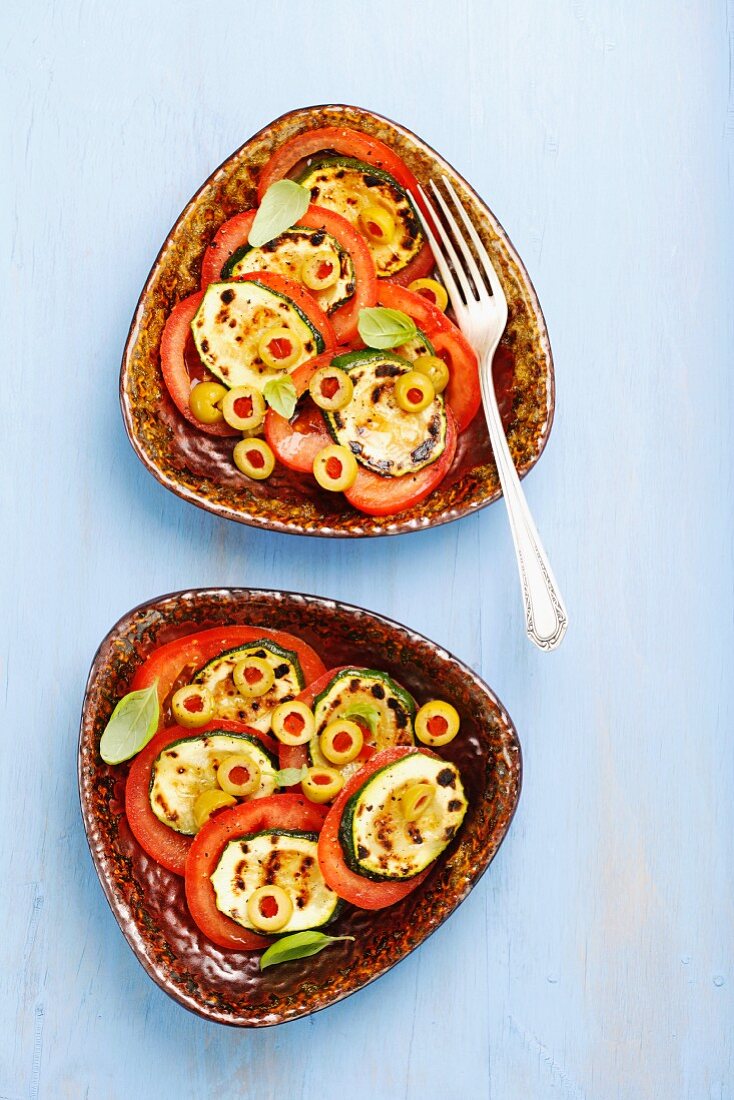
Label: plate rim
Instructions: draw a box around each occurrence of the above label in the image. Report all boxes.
[119,102,555,538]
[78,586,523,1026]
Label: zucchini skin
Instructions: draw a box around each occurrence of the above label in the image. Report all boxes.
[329,349,407,373]
[230,827,319,844]
[193,639,305,692]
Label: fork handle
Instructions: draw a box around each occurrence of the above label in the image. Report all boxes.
[480,352,568,651]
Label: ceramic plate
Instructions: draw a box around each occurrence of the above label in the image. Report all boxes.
[79,588,521,1026]
[120,103,554,537]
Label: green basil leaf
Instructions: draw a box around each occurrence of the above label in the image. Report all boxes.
[263,375,298,419]
[99,682,159,765]
[260,931,355,970]
[248,180,311,248]
[341,701,381,735]
[276,765,309,788]
[357,307,418,349]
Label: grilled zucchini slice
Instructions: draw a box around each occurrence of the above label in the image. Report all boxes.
[191,640,304,728]
[210,829,340,933]
[339,752,468,881]
[190,279,323,391]
[309,667,415,780]
[149,732,277,836]
[323,350,447,477]
[222,227,355,315]
[296,156,424,278]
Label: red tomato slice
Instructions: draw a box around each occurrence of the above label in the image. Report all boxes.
[129,625,327,726]
[377,283,480,431]
[344,405,458,517]
[257,126,426,213]
[233,271,337,355]
[264,352,335,474]
[318,746,435,909]
[201,206,377,344]
[159,292,239,438]
[125,720,276,876]
[276,666,353,773]
[185,793,328,950]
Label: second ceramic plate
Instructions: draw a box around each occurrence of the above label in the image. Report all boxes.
[79,588,521,1026]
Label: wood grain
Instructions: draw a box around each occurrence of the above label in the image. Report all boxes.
[1,0,732,1096]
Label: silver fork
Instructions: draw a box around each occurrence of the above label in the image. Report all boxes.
[417,177,568,651]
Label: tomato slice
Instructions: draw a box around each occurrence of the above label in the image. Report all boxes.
[185,793,328,949]
[257,126,426,212]
[318,746,435,909]
[344,405,458,517]
[201,205,377,344]
[276,666,353,773]
[264,352,336,473]
[377,283,480,431]
[129,625,327,726]
[124,720,276,876]
[159,292,239,438]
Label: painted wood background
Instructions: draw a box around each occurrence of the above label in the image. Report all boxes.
[2,1,732,1096]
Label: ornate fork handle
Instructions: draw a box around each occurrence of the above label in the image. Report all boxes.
[480,348,568,650]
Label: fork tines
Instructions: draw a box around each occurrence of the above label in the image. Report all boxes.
[417,177,503,310]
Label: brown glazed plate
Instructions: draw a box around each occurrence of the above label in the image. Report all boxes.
[120,103,554,537]
[79,588,522,1026]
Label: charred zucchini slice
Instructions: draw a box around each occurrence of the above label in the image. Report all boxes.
[322,350,447,477]
[295,156,423,278]
[339,752,468,881]
[309,667,415,780]
[149,731,277,836]
[222,227,355,315]
[190,279,323,391]
[191,640,304,728]
[210,829,341,932]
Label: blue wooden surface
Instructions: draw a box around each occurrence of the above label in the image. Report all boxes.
[2,1,732,1096]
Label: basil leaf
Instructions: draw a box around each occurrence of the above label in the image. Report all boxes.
[357,307,418,349]
[263,375,298,419]
[260,931,355,970]
[276,766,309,788]
[99,682,159,765]
[248,180,311,248]
[341,701,381,735]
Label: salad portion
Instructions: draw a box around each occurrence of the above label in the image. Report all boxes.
[159,125,483,518]
[100,625,469,965]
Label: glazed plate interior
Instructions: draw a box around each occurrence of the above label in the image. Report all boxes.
[120,103,554,537]
[79,588,522,1026]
